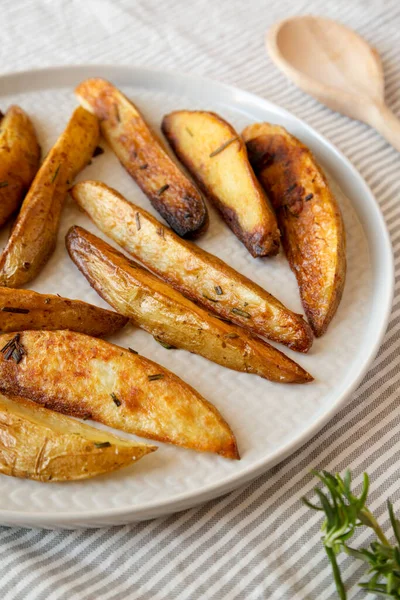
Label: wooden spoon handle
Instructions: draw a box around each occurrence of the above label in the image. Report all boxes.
[367,104,400,152]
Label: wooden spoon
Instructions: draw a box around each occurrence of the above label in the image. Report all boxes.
[267,15,400,151]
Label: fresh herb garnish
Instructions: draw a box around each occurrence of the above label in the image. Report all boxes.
[111,393,121,407]
[51,165,60,183]
[0,181,9,188]
[305,193,314,201]
[128,347,138,354]
[286,183,297,193]
[148,374,164,381]
[157,184,169,196]
[153,337,176,350]
[139,163,148,170]
[203,294,219,303]
[0,334,26,364]
[1,307,30,314]
[209,137,239,158]
[135,212,141,231]
[303,469,400,599]
[225,333,239,339]
[94,441,111,448]
[215,286,223,295]
[231,308,251,318]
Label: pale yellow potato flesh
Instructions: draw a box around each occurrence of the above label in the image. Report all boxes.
[0,330,239,459]
[75,78,208,238]
[162,110,280,257]
[0,287,128,336]
[0,106,41,228]
[0,393,155,482]
[0,106,99,288]
[66,225,312,384]
[71,181,312,353]
[243,123,346,336]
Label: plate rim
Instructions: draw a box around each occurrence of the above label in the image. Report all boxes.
[0,63,394,526]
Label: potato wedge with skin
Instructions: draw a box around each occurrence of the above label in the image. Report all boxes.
[243,123,346,336]
[75,78,208,238]
[0,106,41,228]
[0,107,99,288]
[67,226,312,384]
[71,181,312,353]
[161,111,280,257]
[0,287,128,336]
[0,393,155,482]
[0,330,239,459]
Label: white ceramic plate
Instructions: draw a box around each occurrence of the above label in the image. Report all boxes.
[0,65,393,528]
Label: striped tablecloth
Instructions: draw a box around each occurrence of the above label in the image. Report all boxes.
[1,1,399,598]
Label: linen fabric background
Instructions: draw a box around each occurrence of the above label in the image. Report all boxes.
[0,0,399,598]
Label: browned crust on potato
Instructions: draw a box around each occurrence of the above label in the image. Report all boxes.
[162,110,280,257]
[66,225,313,384]
[0,106,99,288]
[0,330,239,459]
[243,123,346,336]
[0,106,41,228]
[71,180,312,352]
[0,394,155,482]
[0,287,128,336]
[75,78,208,238]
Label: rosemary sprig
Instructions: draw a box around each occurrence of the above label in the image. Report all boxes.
[0,181,9,188]
[303,469,400,599]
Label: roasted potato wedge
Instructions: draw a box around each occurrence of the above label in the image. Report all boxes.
[0,106,41,228]
[0,330,238,459]
[0,107,99,288]
[0,287,128,336]
[75,78,208,238]
[71,181,312,352]
[67,225,312,384]
[162,110,280,257]
[0,393,155,482]
[243,123,346,336]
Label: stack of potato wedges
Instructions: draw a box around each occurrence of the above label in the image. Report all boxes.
[0,77,346,483]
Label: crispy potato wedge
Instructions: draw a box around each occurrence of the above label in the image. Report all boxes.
[67,225,312,384]
[0,330,239,459]
[75,78,208,238]
[0,393,155,482]
[243,123,346,336]
[71,181,312,352]
[161,110,280,257]
[0,106,41,228]
[0,107,99,288]
[0,287,128,336]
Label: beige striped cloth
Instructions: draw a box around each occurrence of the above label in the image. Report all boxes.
[0,0,399,598]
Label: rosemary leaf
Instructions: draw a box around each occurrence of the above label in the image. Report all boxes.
[231,308,251,318]
[148,374,164,381]
[94,441,111,448]
[209,137,238,158]
[0,181,9,188]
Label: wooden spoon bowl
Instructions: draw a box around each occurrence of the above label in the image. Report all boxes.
[267,16,400,151]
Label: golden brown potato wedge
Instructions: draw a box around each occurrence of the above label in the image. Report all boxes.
[0,330,238,459]
[0,107,99,288]
[0,287,128,336]
[71,181,312,352]
[243,123,346,336]
[162,110,280,257]
[75,78,208,238]
[0,393,155,482]
[67,225,312,384]
[0,106,41,228]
